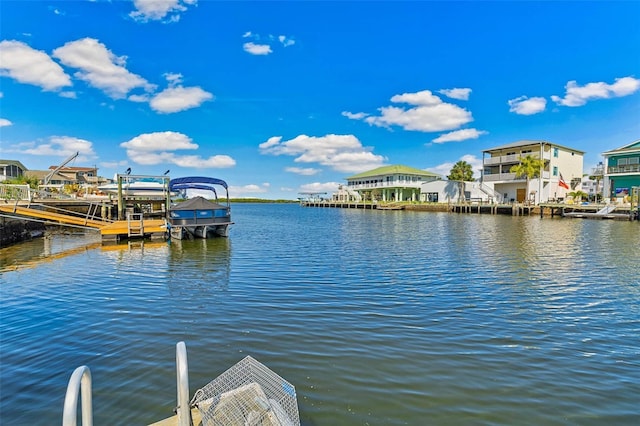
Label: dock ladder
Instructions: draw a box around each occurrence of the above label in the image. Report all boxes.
[127,212,144,237]
[62,342,191,426]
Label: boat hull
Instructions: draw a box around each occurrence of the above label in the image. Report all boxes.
[169,223,231,240]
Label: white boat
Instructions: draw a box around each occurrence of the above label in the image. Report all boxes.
[62,342,300,426]
[98,179,173,198]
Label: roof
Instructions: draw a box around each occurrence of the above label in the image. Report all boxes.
[171,196,226,211]
[24,170,71,182]
[482,140,585,154]
[602,139,640,155]
[347,165,441,180]
[0,159,28,170]
[49,166,97,172]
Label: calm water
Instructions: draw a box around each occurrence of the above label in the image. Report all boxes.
[1,204,639,425]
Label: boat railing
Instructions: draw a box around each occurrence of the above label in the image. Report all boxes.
[62,365,93,426]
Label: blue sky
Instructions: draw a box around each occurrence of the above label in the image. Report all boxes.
[1,0,639,199]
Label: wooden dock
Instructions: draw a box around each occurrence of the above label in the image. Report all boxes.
[539,203,637,221]
[0,203,168,241]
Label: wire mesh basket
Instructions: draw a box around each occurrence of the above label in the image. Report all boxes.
[192,355,300,426]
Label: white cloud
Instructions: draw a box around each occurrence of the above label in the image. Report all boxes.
[121,131,198,152]
[0,40,72,91]
[53,38,155,99]
[228,183,270,197]
[259,134,386,173]
[508,95,547,115]
[278,35,295,47]
[428,154,483,179]
[243,42,272,55]
[121,131,235,168]
[285,167,321,176]
[164,72,183,85]
[299,182,341,194]
[438,88,472,101]
[0,118,12,127]
[391,90,442,106]
[341,111,368,120]
[150,86,213,113]
[15,136,96,160]
[551,76,640,107]
[59,91,77,99]
[432,128,487,144]
[128,94,150,102]
[166,154,235,168]
[242,32,295,54]
[129,0,197,23]
[354,89,473,132]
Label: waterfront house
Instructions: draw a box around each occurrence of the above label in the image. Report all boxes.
[602,140,640,201]
[482,140,584,204]
[52,166,104,186]
[346,165,441,202]
[25,170,75,190]
[420,180,500,203]
[0,159,27,182]
[581,176,602,201]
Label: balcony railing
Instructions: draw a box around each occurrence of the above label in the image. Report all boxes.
[608,165,640,174]
[484,152,546,166]
[483,172,518,182]
[483,171,551,182]
[348,181,424,190]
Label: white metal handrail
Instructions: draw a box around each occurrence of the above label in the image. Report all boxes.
[176,341,191,426]
[62,365,93,426]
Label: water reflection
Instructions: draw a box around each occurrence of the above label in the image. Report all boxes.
[0,231,102,272]
[166,237,232,295]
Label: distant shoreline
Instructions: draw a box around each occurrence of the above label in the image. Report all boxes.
[229,198,297,204]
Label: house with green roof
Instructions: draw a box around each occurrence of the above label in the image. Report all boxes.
[602,140,640,200]
[345,165,441,202]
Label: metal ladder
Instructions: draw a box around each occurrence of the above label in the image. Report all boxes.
[62,342,191,426]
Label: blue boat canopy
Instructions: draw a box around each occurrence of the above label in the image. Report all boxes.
[169,176,228,191]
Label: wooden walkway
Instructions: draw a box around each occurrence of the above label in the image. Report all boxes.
[0,204,167,241]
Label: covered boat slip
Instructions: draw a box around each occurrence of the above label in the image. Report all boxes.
[168,177,233,240]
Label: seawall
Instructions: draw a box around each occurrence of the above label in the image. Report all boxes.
[0,217,46,248]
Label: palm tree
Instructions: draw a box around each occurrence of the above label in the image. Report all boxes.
[568,190,589,203]
[510,155,544,204]
[448,160,474,202]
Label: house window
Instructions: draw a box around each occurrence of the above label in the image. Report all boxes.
[628,157,639,164]
[617,158,628,166]
[553,148,559,157]
[553,166,558,176]
[426,192,438,202]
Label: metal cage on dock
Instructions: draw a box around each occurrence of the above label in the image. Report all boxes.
[192,355,300,426]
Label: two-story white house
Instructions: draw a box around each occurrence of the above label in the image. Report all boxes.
[482,140,584,204]
[345,165,441,202]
